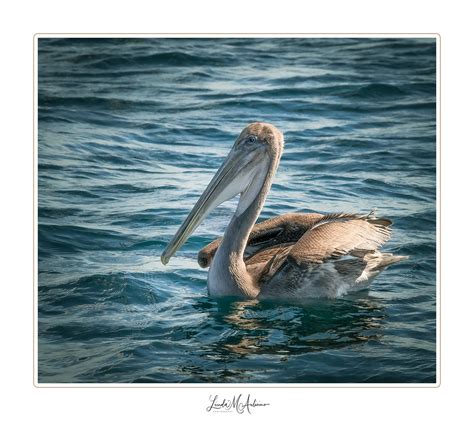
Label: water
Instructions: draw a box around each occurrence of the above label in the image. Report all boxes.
[37,37,437,383]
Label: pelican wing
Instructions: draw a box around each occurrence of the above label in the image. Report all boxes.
[257,212,393,294]
[246,243,294,285]
[197,212,323,268]
[286,212,392,265]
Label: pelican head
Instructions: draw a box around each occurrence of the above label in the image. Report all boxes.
[161,122,284,265]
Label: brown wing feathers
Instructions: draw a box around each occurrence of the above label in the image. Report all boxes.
[198,211,392,271]
[197,212,323,268]
[287,213,392,266]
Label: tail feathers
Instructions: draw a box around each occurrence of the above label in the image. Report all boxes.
[354,251,408,286]
[365,251,409,271]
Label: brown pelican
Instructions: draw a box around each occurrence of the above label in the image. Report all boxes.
[161,122,407,298]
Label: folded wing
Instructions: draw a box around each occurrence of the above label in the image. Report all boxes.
[257,212,395,296]
[197,212,324,268]
[287,212,392,265]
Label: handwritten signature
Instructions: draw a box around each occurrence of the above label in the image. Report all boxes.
[206,394,270,414]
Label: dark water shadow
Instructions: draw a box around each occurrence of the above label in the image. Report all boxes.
[174,292,387,382]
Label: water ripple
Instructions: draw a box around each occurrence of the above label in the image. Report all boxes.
[38,37,437,384]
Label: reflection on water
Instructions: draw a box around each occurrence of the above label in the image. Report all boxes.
[191,294,386,368]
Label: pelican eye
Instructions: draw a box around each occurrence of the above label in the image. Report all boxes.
[246,135,258,144]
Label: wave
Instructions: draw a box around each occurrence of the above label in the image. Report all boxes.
[39,94,157,110]
[197,83,406,101]
[39,272,168,307]
[345,83,407,98]
[83,52,231,69]
[38,223,135,253]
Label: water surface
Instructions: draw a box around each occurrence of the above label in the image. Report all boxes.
[38,37,437,383]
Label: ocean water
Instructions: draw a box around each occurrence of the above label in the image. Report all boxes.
[37,37,437,383]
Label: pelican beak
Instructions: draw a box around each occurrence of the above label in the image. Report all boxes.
[161,147,258,265]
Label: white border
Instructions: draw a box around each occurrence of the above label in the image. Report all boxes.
[33,33,440,388]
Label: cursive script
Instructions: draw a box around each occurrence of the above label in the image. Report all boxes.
[206,394,270,414]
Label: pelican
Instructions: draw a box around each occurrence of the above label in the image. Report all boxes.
[161,122,407,299]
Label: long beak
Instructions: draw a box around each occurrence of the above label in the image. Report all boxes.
[161,148,253,265]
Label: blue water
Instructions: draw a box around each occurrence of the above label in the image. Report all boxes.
[37,37,437,383]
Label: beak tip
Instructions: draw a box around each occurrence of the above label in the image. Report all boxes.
[161,253,170,265]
